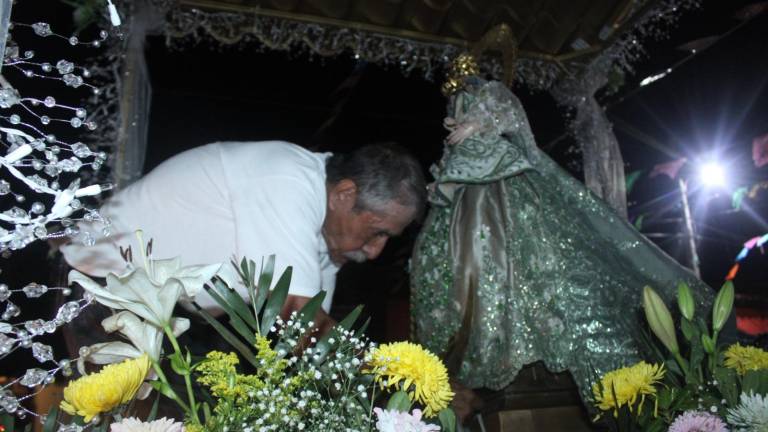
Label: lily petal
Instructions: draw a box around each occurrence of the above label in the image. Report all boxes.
[77,341,142,375]
[170,263,222,298]
[169,317,190,337]
[69,270,131,310]
[102,311,164,360]
[156,278,184,327]
[106,271,167,326]
[149,257,183,285]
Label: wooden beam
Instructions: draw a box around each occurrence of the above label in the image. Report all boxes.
[178,0,592,62]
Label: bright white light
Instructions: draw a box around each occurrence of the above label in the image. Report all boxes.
[699,162,726,187]
[639,70,670,87]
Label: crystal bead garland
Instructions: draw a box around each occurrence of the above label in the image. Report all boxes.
[1,1,121,428]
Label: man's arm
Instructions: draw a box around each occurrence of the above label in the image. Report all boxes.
[280,294,337,337]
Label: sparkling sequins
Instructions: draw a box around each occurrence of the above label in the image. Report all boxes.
[411,79,714,401]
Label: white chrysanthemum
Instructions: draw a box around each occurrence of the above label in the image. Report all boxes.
[110,417,185,432]
[726,392,768,431]
[374,408,440,432]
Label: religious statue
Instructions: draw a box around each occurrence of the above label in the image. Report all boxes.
[410,53,714,404]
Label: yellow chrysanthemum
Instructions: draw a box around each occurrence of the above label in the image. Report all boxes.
[592,361,664,416]
[366,341,454,417]
[724,343,768,375]
[60,354,151,422]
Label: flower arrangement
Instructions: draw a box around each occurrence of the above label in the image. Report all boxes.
[2,237,456,431]
[592,281,768,431]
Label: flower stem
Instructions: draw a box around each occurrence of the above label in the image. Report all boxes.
[672,351,690,377]
[163,325,200,425]
[709,330,720,373]
[151,360,190,412]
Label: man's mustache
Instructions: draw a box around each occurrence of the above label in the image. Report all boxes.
[342,250,367,263]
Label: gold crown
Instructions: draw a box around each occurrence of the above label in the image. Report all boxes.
[441,23,518,96]
[441,52,480,96]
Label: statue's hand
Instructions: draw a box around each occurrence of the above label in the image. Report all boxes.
[445,121,479,146]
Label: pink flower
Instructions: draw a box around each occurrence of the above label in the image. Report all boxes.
[668,411,728,432]
[110,417,185,432]
[374,408,441,432]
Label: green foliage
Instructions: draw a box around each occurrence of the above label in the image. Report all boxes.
[386,391,412,412]
[192,256,459,431]
[438,408,457,432]
[594,281,767,431]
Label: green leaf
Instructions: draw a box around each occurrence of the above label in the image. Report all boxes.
[240,258,258,316]
[386,390,412,412]
[355,391,372,413]
[668,387,692,412]
[254,255,276,317]
[248,259,257,290]
[687,337,705,385]
[202,284,256,341]
[147,393,161,422]
[209,278,259,331]
[1,411,15,432]
[354,317,371,338]
[203,402,212,423]
[259,266,292,336]
[438,408,457,432]
[227,312,258,345]
[680,317,698,343]
[42,405,58,432]
[336,305,364,331]
[168,352,190,376]
[645,418,666,432]
[150,380,181,402]
[713,367,739,405]
[194,306,258,368]
[297,291,326,326]
[741,369,768,396]
[311,305,364,366]
[657,388,672,409]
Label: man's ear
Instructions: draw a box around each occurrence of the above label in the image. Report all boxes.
[328,179,358,210]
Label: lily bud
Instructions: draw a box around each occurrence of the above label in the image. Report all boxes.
[712,281,734,332]
[677,282,695,321]
[701,333,715,354]
[643,286,679,354]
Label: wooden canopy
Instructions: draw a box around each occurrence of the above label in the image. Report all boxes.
[178,0,652,68]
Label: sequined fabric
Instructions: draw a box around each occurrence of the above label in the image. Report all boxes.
[410,78,713,402]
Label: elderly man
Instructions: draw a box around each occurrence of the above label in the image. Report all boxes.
[60,140,426,333]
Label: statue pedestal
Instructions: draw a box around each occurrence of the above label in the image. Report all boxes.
[470,405,593,432]
[467,362,595,432]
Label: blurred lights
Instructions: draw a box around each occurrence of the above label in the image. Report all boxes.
[699,162,726,187]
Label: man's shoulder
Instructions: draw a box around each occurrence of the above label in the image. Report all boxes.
[217,141,330,178]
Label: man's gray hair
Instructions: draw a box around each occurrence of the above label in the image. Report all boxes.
[326,143,426,218]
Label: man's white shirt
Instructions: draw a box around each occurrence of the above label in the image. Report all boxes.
[61,141,339,312]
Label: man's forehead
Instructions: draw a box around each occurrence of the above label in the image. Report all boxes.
[372,202,417,234]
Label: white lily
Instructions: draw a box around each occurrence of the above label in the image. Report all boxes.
[76,311,189,371]
[132,229,221,300]
[70,268,183,328]
[144,256,221,301]
[69,249,219,328]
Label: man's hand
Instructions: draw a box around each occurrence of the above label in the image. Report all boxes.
[280,294,337,337]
